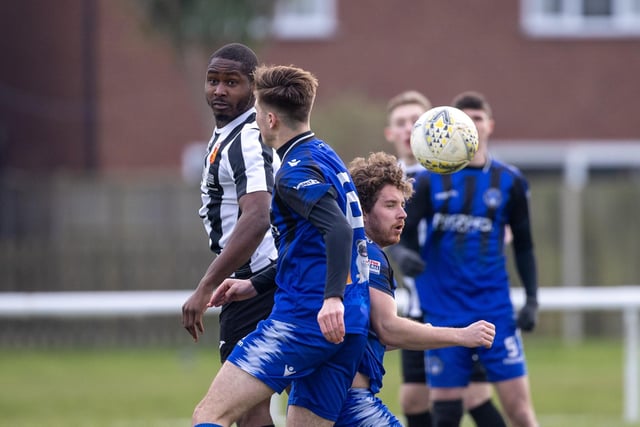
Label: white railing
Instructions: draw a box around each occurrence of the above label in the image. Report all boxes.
[1,286,639,422]
[492,142,640,343]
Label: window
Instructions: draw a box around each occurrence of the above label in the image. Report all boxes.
[271,0,337,39]
[521,0,640,37]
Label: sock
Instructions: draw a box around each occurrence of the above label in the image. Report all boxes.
[432,399,463,427]
[194,424,223,427]
[468,399,507,427]
[406,410,432,427]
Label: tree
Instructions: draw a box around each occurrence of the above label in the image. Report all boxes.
[133,0,277,133]
[134,0,275,53]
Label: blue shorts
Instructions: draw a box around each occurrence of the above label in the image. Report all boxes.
[335,388,403,427]
[227,318,367,422]
[426,314,527,387]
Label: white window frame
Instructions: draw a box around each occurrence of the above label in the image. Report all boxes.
[521,0,640,38]
[271,0,337,40]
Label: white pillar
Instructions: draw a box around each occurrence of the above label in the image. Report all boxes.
[561,149,587,343]
[623,308,639,422]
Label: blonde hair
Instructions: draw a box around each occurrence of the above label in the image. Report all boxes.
[386,90,432,118]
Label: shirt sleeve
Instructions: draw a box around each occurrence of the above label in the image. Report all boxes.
[307,193,353,299]
[367,243,395,298]
[508,174,538,298]
[508,174,534,254]
[401,171,430,252]
[276,164,335,219]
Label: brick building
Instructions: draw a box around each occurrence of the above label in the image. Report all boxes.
[1,0,638,175]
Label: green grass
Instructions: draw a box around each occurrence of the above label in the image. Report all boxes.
[380,336,635,427]
[0,337,636,427]
[0,347,210,426]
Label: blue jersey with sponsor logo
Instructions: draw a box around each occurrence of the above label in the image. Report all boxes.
[270,132,370,336]
[404,158,532,320]
[357,239,396,394]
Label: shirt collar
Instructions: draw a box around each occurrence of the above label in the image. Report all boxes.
[276,131,315,160]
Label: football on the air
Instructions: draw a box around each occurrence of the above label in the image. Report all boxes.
[410,106,479,174]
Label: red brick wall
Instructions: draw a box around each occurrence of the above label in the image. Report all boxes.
[262,0,640,140]
[0,0,87,171]
[2,0,638,174]
[97,1,208,172]
[0,0,209,173]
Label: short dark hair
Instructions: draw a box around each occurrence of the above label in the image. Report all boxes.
[254,64,318,125]
[349,151,413,214]
[209,43,258,81]
[452,91,492,117]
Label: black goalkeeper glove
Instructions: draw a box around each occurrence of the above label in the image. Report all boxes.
[517,296,538,332]
[387,244,425,277]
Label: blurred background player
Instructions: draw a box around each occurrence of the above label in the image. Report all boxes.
[194,64,370,427]
[335,151,496,426]
[384,90,507,427]
[181,43,278,427]
[401,90,539,427]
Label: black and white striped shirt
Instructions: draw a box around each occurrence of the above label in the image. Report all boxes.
[199,108,278,278]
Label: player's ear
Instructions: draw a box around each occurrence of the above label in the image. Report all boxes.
[383,126,394,144]
[487,118,495,135]
[267,111,278,129]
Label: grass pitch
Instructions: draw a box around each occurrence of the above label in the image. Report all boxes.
[0,337,635,426]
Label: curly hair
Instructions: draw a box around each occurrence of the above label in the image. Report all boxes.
[349,151,414,214]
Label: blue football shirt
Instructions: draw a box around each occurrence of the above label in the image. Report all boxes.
[357,239,397,394]
[405,158,532,321]
[269,132,370,336]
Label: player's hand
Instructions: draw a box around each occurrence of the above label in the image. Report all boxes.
[517,297,539,332]
[181,288,211,342]
[208,278,257,307]
[462,320,496,348]
[317,297,345,344]
[387,244,425,277]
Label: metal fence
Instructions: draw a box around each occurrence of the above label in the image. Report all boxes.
[0,172,211,293]
[1,164,639,346]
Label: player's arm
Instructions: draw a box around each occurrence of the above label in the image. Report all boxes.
[307,192,353,343]
[509,177,539,331]
[280,179,352,301]
[183,127,274,341]
[308,192,353,299]
[182,191,271,341]
[249,263,277,294]
[369,287,495,350]
[196,191,272,292]
[196,125,276,291]
[208,263,276,307]
[276,167,351,343]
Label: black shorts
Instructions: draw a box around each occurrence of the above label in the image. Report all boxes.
[403,350,490,384]
[219,285,275,362]
[401,316,427,383]
[470,352,489,383]
[401,348,427,383]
